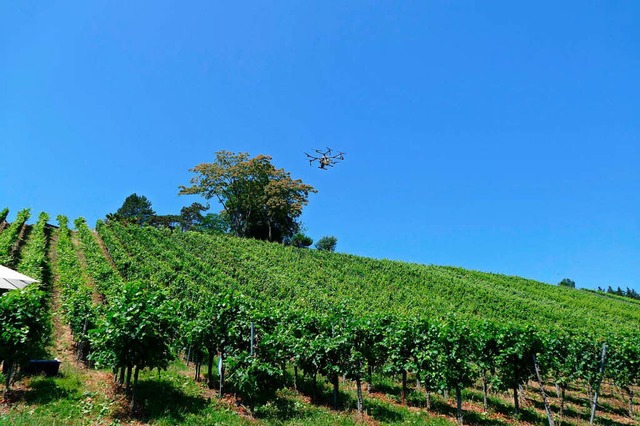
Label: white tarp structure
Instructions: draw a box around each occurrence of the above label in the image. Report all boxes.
[0,264,38,291]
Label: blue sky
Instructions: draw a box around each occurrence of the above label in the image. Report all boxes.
[1,1,638,291]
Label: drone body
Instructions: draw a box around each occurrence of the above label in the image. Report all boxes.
[305,147,345,169]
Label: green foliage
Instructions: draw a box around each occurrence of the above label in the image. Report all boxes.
[90,221,640,420]
[289,233,313,248]
[179,150,317,242]
[195,212,230,234]
[0,207,8,224]
[17,211,50,283]
[0,210,52,393]
[436,319,479,392]
[74,218,123,299]
[114,193,156,225]
[180,202,208,231]
[492,324,542,412]
[226,352,282,405]
[383,317,418,378]
[89,281,177,374]
[148,214,182,230]
[55,215,98,361]
[558,278,576,288]
[608,333,640,416]
[315,236,337,252]
[538,329,578,387]
[0,286,50,391]
[0,208,31,267]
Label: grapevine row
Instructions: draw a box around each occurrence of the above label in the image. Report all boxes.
[0,208,31,267]
[92,222,640,422]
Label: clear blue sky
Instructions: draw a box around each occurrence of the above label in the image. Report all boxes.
[1,1,638,291]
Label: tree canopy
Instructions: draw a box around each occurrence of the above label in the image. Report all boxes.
[179,151,316,243]
[114,194,156,225]
[559,278,576,288]
[315,235,337,252]
[290,233,313,248]
[179,202,208,231]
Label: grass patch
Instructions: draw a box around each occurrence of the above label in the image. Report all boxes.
[0,373,115,426]
[121,362,251,426]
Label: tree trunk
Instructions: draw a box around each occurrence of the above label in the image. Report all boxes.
[356,375,364,415]
[626,387,634,418]
[456,386,464,425]
[4,361,13,394]
[513,385,520,415]
[482,369,488,412]
[125,365,133,395]
[401,370,407,405]
[332,374,339,410]
[560,385,566,421]
[294,366,298,391]
[367,364,372,393]
[194,353,200,381]
[118,366,125,386]
[426,388,431,410]
[207,351,215,389]
[130,365,140,411]
[312,371,317,403]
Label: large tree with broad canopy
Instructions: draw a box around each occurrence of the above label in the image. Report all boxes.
[179,151,316,243]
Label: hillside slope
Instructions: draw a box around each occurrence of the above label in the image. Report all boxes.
[99,222,640,336]
[2,213,639,425]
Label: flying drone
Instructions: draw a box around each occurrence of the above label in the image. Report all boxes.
[305,147,345,170]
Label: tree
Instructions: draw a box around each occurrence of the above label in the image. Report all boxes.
[179,151,316,243]
[148,214,182,230]
[315,236,337,252]
[180,202,208,231]
[290,233,313,248]
[558,278,576,288]
[195,212,230,235]
[115,194,156,225]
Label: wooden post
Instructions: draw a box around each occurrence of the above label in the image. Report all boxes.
[533,354,555,426]
[482,369,488,412]
[356,375,364,414]
[401,370,407,405]
[456,386,464,425]
[589,343,607,425]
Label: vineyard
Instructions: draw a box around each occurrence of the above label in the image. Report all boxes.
[0,208,639,426]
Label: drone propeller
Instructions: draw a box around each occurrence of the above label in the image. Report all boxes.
[305,147,345,169]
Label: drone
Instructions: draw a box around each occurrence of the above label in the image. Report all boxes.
[305,147,345,170]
